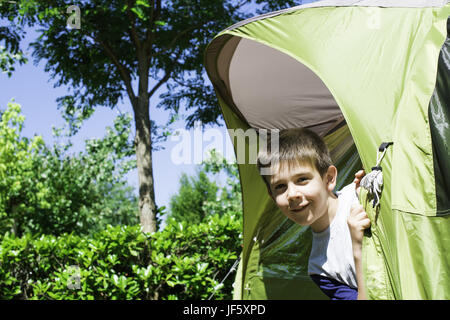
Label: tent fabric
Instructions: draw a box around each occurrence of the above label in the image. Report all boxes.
[225,0,450,32]
[205,3,450,299]
[429,18,450,214]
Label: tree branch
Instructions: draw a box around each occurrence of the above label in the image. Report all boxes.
[96,37,137,104]
[126,0,142,51]
[75,25,137,104]
[144,0,161,56]
[148,71,171,98]
[148,49,182,97]
[154,0,161,22]
[151,22,204,59]
[172,76,196,91]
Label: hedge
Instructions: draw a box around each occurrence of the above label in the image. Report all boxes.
[0,213,242,300]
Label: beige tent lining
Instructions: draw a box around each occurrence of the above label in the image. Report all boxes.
[227,38,343,136]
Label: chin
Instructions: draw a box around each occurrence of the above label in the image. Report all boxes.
[287,212,314,227]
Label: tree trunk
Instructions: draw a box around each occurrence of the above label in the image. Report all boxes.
[133,93,157,234]
[125,45,159,234]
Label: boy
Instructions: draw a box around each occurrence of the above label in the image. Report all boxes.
[257,127,370,300]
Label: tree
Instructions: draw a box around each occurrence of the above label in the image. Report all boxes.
[201,149,242,220]
[0,101,139,237]
[169,170,219,224]
[0,1,27,76]
[3,0,301,233]
[169,149,242,224]
[0,45,27,76]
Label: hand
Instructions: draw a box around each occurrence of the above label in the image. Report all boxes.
[353,170,365,197]
[347,203,371,248]
[347,203,371,300]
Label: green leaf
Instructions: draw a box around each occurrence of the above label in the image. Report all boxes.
[155,20,166,26]
[131,7,145,20]
[136,0,150,7]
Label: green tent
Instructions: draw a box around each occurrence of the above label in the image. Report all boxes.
[204,0,450,299]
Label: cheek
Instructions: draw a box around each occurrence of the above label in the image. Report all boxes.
[274,195,288,208]
[302,183,323,199]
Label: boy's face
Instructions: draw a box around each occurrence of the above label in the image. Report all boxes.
[268,161,337,231]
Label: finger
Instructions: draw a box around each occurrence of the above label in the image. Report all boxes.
[356,211,369,221]
[350,203,364,214]
[354,170,365,182]
[355,170,365,178]
[360,218,371,229]
[348,211,369,226]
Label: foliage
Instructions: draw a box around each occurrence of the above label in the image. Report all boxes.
[0,101,138,237]
[0,46,27,77]
[254,0,302,13]
[0,212,242,300]
[3,0,305,126]
[0,1,28,76]
[1,0,303,232]
[0,103,242,300]
[201,149,242,219]
[169,149,242,224]
[0,101,46,236]
[169,170,219,224]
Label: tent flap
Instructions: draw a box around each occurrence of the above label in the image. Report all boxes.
[429,17,450,215]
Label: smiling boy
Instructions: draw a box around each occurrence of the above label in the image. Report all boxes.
[257,127,370,300]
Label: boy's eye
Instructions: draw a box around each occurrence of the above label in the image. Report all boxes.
[274,183,286,190]
[297,177,308,183]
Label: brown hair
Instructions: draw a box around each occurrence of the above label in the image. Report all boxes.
[257,127,333,192]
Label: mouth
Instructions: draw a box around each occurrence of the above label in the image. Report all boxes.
[290,203,310,213]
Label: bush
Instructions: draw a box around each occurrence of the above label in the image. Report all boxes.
[169,149,243,224]
[0,212,242,300]
[0,102,138,237]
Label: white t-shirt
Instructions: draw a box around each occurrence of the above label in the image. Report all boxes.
[307,183,359,289]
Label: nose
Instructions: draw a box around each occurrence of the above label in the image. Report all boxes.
[286,183,303,201]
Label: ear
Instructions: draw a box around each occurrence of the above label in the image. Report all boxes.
[324,165,338,192]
